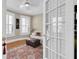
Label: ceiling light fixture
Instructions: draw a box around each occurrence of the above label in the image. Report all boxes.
[20,0,30,8]
[25,2,30,7]
[24,0,30,7]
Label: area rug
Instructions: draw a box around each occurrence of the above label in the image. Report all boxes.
[7,44,42,59]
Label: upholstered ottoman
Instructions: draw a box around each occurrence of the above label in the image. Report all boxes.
[26,39,41,48]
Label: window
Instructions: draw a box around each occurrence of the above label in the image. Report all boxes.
[20,16,30,35]
[6,12,15,36]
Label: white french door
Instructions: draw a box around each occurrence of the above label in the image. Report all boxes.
[43,0,74,59]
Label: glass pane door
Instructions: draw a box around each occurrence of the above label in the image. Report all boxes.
[44,0,66,59]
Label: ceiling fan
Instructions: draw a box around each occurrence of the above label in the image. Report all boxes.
[20,0,30,8]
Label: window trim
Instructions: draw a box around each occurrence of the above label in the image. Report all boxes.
[20,15,30,35]
[6,11,15,37]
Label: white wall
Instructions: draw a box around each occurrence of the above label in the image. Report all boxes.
[2,0,6,38]
[2,0,7,58]
[32,14,43,32]
[74,0,77,5]
[65,0,74,59]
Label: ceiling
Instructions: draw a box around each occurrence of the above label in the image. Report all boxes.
[6,0,43,16]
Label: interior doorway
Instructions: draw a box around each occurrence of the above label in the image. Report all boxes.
[43,0,76,59]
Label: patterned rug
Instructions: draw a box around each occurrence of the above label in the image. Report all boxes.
[7,44,43,59]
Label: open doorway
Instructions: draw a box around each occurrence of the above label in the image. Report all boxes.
[2,0,43,59]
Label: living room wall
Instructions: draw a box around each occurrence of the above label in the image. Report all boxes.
[31,14,43,33]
